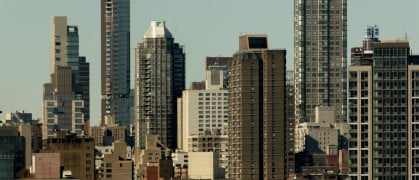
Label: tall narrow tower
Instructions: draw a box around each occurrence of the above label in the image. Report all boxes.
[294,0,347,123]
[135,21,185,150]
[228,35,287,179]
[42,16,90,139]
[101,0,131,126]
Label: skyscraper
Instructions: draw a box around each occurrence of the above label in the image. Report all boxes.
[101,0,131,126]
[294,0,347,123]
[348,29,418,178]
[42,16,90,139]
[228,35,287,179]
[135,21,185,150]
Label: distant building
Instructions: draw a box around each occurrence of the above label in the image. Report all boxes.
[286,70,296,174]
[294,106,339,155]
[96,141,132,179]
[172,151,188,168]
[5,111,32,124]
[42,132,94,180]
[101,0,131,127]
[132,134,176,180]
[205,57,232,89]
[228,34,287,179]
[294,0,347,123]
[33,153,61,179]
[293,152,344,179]
[90,124,126,146]
[135,21,185,150]
[3,113,35,170]
[348,31,419,178]
[188,152,224,180]
[178,65,229,175]
[42,16,90,139]
[0,126,26,179]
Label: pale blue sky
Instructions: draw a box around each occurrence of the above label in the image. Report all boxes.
[1,0,418,125]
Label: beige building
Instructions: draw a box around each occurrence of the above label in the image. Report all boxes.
[177,61,230,174]
[97,141,132,180]
[179,87,228,151]
[228,34,287,179]
[188,152,224,180]
[90,124,126,146]
[348,35,419,178]
[133,134,164,179]
[42,16,89,139]
[42,133,95,180]
[294,106,339,155]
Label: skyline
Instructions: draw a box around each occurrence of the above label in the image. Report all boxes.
[1,0,419,125]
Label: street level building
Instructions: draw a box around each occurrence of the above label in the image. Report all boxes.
[0,125,26,179]
[42,132,95,180]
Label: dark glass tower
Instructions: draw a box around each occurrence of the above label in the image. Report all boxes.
[135,21,185,150]
[101,0,131,126]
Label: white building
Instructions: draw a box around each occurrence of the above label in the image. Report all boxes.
[178,70,229,151]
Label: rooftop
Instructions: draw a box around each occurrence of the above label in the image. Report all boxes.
[144,21,172,38]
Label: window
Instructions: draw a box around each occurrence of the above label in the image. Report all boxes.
[106,163,112,168]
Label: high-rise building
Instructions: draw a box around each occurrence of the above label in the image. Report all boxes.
[101,0,131,127]
[42,16,89,139]
[177,67,230,173]
[285,70,296,174]
[135,21,185,150]
[348,30,418,178]
[227,34,287,179]
[294,0,347,123]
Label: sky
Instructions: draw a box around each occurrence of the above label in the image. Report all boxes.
[1,0,419,125]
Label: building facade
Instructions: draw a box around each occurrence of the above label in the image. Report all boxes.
[206,57,232,89]
[178,67,230,174]
[42,133,95,180]
[228,35,287,179]
[42,16,90,139]
[286,70,296,174]
[348,34,419,178]
[0,126,26,179]
[101,0,131,126]
[135,21,185,150]
[90,125,126,146]
[294,0,347,123]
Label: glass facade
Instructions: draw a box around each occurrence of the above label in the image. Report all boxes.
[101,0,132,127]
